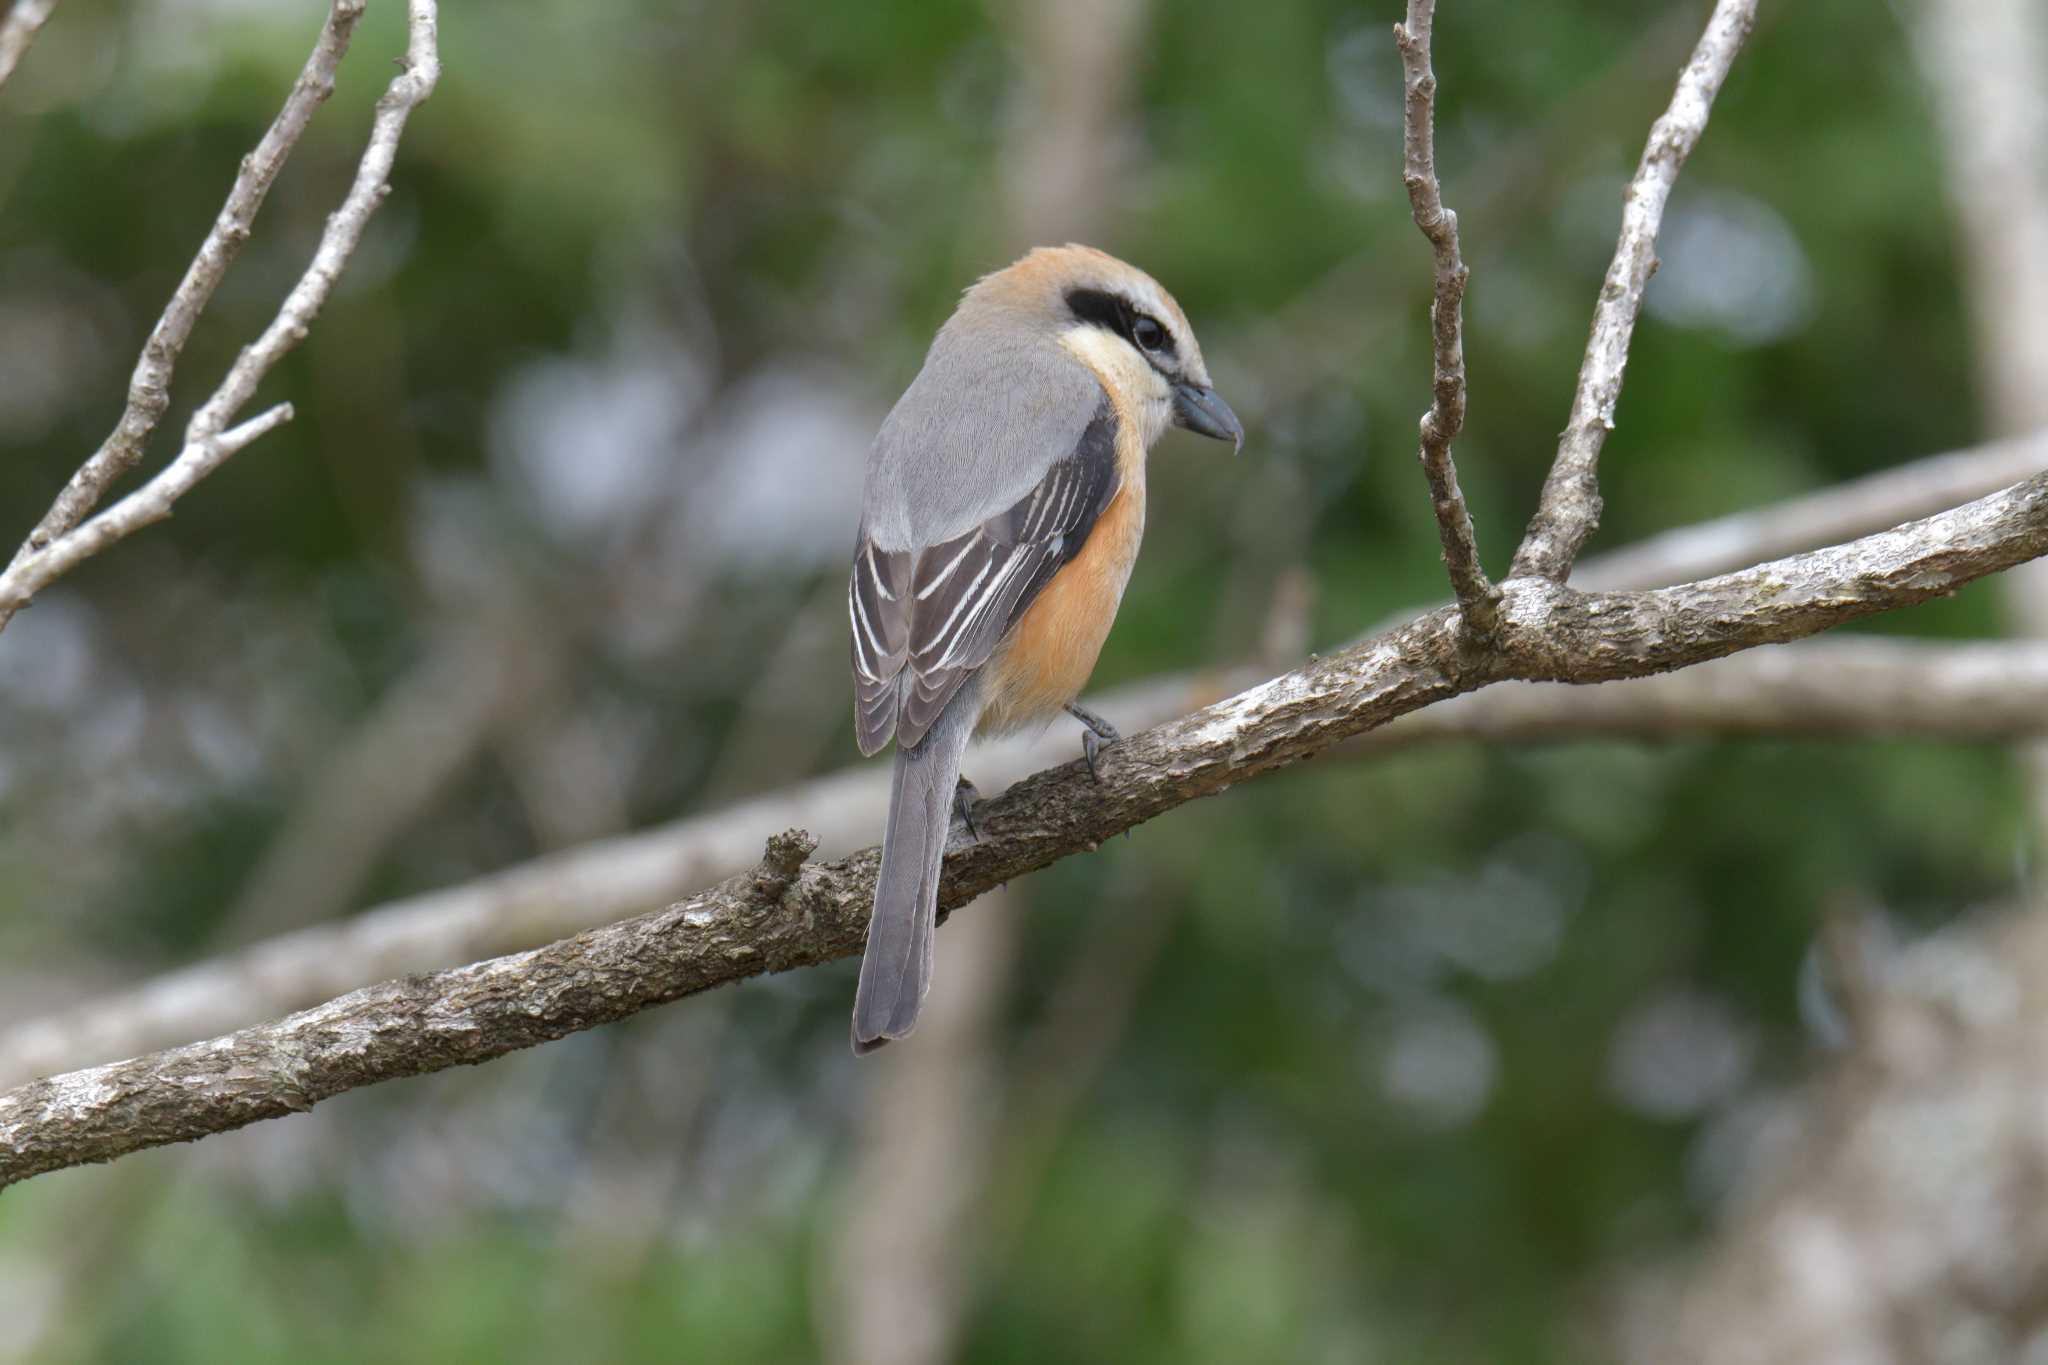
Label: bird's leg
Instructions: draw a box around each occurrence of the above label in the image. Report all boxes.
[1064,703,1120,783]
[953,774,982,843]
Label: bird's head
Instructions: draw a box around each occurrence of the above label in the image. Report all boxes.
[959,244,1244,453]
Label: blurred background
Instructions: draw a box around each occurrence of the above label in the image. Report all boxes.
[1,0,2044,1360]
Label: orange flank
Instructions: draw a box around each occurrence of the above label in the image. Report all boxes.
[980,481,1146,735]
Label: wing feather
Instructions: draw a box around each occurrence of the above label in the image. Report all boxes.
[849,396,1121,753]
[850,540,912,755]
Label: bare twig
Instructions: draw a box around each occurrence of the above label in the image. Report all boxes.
[1394,0,1497,635]
[4,471,2048,1186]
[0,404,295,601]
[1230,4,1729,431]
[4,1,363,576]
[0,0,59,91]
[0,0,441,628]
[182,2,438,456]
[1510,0,1761,581]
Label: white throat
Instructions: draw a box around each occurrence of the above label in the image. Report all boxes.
[1058,325,1175,448]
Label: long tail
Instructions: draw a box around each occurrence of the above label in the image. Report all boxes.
[852,691,977,1055]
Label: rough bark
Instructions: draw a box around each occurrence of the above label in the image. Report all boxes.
[4,472,2048,1188]
[14,623,2048,1089]
[1395,0,1495,631]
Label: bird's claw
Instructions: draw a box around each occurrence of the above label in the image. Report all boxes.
[953,775,982,843]
[1065,702,1119,784]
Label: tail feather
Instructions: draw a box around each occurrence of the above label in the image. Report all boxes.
[852,690,975,1054]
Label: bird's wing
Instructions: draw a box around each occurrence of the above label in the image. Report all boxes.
[850,397,1120,754]
[850,535,914,756]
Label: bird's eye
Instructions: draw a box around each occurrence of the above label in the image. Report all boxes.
[1132,316,1166,352]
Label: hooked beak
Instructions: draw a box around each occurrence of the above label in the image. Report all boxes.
[1172,382,1245,453]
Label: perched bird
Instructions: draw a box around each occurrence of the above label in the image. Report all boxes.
[847,244,1242,1054]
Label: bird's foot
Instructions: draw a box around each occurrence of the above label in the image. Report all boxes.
[953,775,982,842]
[1065,703,1120,784]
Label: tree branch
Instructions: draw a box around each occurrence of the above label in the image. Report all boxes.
[4,1,361,574]
[5,430,2042,1086]
[4,636,2041,1085]
[1510,0,1761,581]
[0,404,297,602]
[4,471,2047,1188]
[1394,0,1496,634]
[0,0,57,92]
[0,676,1226,1086]
[0,0,440,629]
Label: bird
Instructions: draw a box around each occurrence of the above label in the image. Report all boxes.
[847,243,1243,1054]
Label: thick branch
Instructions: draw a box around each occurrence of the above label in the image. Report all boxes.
[0,678,1228,1086]
[4,472,2046,1188]
[6,433,2042,1086]
[0,0,440,628]
[1510,0,1760,581]
[0,0,58,91]
[1394,0,1496,633]
[9,639,2047,1085]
